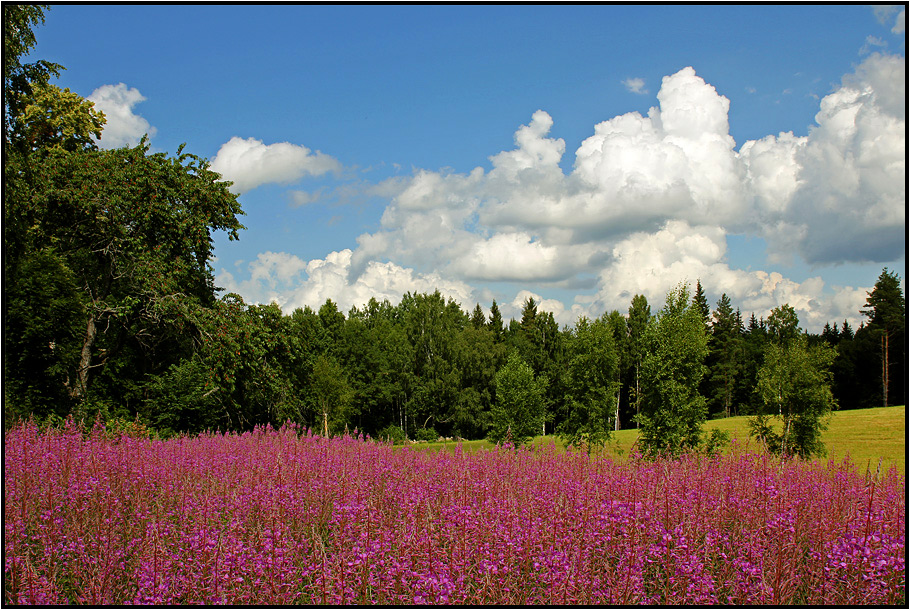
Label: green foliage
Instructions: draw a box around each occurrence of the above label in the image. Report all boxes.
[489,351,548,446]
[179,297,305,431]
[3,4,63,148]
[862,268,905,330]
[18,81,105,152]
[626,294,651,426]
[706,293,743,418]
[510,299,565,432]
[310,353,353,436]
[3,248,84,421]
[767,304,800,346]
[318,299,345,350]
[692,279,711,332]
[487,299,504,342]
[451,326,506,439]
[699,428,730,457]
[376,424,407,445]
[603,309,631,430]
[4,137,245,418]
[101,414,161,441]
[2,6,898,455]
[470,303,486,329]
[734,313,769,415]
[559,315,620,453]
[142,358,219,436]
[414,427,439,442]
[750,335,837,459]
[637,283,709,457]
[397,291,466,437]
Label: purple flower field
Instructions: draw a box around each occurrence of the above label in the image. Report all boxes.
[4,420,905,605]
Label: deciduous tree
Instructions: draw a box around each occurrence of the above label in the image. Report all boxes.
[311,353,354,436]
[489,350,547,446]
[627,294,651,427]
[559,315,620,452]
[638,283,709,456]
[749,335,837,459]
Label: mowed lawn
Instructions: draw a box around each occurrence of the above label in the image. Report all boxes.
[414,405,906,475]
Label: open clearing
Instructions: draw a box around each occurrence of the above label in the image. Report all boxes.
[415,406,906,474]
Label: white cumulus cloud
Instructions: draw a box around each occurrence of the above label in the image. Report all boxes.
[88,83,156,149]
[774,52,906,264]
[589,220,871,330]
[210,136,342,194]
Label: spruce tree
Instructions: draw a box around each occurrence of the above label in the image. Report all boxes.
[470,303,486,329]
[692,279,711,333]
[861,268,906,407]
[707,294,742,418]
[487,299,504,342]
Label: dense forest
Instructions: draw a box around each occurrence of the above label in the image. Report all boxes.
[4,6,907,450]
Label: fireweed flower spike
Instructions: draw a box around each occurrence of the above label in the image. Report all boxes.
[3,420,905,605]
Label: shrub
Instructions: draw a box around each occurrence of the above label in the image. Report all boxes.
[377,424,407,445]
[699,428,730,456]
[413,427,438,442]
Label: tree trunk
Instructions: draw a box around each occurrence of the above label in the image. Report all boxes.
[882,333,889,408]
[635,362,641,429]
[615,386,621,431]
[71,315,97,399]
[782,416,792,457]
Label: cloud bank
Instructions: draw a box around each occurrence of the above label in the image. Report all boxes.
[219,52,904,332]
[217,249,474,315]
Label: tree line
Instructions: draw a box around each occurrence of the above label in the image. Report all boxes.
[4,6,906,459]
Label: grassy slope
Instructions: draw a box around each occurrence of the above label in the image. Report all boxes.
[413,405,906,474]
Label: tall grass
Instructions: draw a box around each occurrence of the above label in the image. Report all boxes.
[4,419,905,605]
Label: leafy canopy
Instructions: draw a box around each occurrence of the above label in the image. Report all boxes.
[489,350,547,446]
[637,283,709,457]
[559,315,620,453]
[749,334,837,459]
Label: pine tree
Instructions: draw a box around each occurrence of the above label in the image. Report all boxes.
[822,322,840,346]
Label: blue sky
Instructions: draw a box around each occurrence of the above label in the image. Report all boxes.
[30,4,906,331]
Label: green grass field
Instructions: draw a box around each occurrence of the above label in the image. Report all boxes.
[411,405,906,474]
